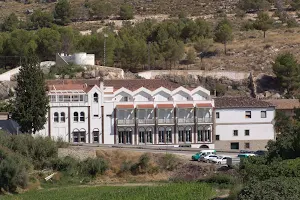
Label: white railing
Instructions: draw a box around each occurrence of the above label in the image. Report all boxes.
[117,119,135,125]
[197,117,212,123]
[177,118,194,123]
[137,119,155,124]
[157,118,174,124]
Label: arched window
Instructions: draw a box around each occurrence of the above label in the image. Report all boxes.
[54,112,59,122]
[60,112,65,122]
[93,93,98,102]
[74,112,78,122]
[80,112,85,122]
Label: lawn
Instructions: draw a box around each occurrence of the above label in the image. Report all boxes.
[2,183,215,200]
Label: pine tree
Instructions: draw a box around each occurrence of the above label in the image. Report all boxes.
[12,57,49,134]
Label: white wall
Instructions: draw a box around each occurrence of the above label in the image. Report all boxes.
[215,108,275,124]
[153,91,171,101]
[215,124,275,140]
[173,91,191,101]
[103,101,114,144]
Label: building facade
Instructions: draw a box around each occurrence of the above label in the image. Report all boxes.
[214,97,275,151]
[38,79,215,148]
[36,80,276,151]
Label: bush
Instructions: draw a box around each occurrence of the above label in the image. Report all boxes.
[238,177,300,200]
[228,184,243,200]
[0,134,58,169]
[80,157,108,177]
[119,161,133,175]
[287,18,298,28]
[51,156,79,176]
[119,4,134,20]
[240,20,254,31]
[0,147,30,192]
[159,153,178,171]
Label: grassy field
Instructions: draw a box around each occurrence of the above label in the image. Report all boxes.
[2,183,215,200]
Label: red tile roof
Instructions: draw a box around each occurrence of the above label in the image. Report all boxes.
[104,79,181,91]
[196,103,212,108]
[137,104,154,109]
[264,99,300,110]
[116,104,134,109]
[177,104,194,108]
[214,97,274,108]
[157,104,174,108]
[46,79,100,92]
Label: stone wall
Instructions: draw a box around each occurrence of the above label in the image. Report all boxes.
[214,140,269,151]
[138,70,250,81]
[58,147,96,160]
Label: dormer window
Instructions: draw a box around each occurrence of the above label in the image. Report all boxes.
[93,93,98,102]
[123,96,128,102]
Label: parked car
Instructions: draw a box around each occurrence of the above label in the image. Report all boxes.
[191,150,216,161]
[254,150,267,156]
[237,153,256,158]
[213,156,231,165]
[240,150,254,154]
[202,154,219,163]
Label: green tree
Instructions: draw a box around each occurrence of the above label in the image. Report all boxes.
[12,57,49,134]
[161,38,184,69]
[1,13,19,32]
[194,37,213,62]
[186,48,196,64]
[29,10,53,29]
[253,12,273,38]
[36,28,61,60]
[4,29,37,57]
[214,18,233,55]
[54,0,72,25]
[272,53,300,97]
[119,4,134,20]
[88,0,113,19]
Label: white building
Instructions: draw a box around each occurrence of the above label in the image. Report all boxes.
[214,97,275,151]
[56,52,95,67]
[38,79,215,148]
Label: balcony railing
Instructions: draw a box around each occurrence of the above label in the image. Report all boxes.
[177,118,194,123]
[157,118,174,124]
[197,117,212,123]
[137,118,155,124]
[117,119,135,125]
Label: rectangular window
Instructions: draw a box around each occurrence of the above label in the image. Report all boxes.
[72,95,79,102]
[94,114,99,117]
[245,143,250,149]
[245,111,251,118]
[63,95,70,102]
[261,111,267,118]
[245,130,250,136]
[123,96,128,102]
[233,130,238,136]
[216,135,220,141]
[50,95,56,102]
[231,142,239,150]
[93,131,99,143]
[58,95,64,102]
[79,95,84,102]
[216,112,220,119]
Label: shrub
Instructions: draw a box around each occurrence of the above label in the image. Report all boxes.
[238,177,300,200]
[119,4,134,20]
[139,153,150,171]
[159,153,178,171]
[80,157,108,177]
[240,20,254,31]
[228,184,243,200]
[0,134,59,169]
[0,147,30,192]
[119,161,133,175]
[287,18,298,28]
[51,156,79,176]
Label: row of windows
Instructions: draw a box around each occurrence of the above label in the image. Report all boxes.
[215,130,250,140]
[216,111,267,119]
[53,112,85,122]
[50,93,99,103]
[231,142,250,150]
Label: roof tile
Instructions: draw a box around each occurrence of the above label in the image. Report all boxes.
[264,99,300,110]
[214,97,274,108]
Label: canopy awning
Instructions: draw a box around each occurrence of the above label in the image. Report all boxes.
[116,104,134,109]
[137,104,154,109]
[196,103,212,108]
[177,104,194,108]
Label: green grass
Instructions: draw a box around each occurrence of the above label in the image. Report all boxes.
[2,183,215,200]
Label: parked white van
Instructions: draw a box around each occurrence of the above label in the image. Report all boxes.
[191,150,216,161]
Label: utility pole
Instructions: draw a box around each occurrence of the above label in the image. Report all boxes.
[103,34,108,66]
